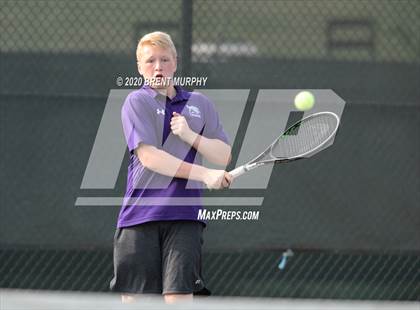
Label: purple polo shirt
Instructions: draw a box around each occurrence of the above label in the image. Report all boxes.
[118,85,229,228]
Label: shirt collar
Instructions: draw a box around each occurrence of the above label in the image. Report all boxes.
[141,84,190,103]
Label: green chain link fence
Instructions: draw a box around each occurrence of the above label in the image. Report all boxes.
[1,0,419,301]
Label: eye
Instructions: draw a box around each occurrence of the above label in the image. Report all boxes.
[162,58,169,62]
[146,59,154,63]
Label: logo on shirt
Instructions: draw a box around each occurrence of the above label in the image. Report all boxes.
[156,108,165,115]
[186,105,201,118]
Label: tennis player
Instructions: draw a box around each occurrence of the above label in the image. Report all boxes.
[109,31,232,304]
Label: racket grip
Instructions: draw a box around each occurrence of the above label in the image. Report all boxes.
[229,166,246,179]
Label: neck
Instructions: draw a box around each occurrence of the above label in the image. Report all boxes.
[156,84,176,99]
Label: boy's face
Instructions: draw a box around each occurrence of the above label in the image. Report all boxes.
[138,45,177,89]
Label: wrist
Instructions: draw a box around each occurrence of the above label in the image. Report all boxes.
[184,130,199,146]
[195,165,209,183]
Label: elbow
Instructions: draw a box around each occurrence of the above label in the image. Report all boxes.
[225,145,232,164]
[224,152,233,167]
[215,146,232,167]
[139,153,152,169]
[227,152,232,165]
[136,145,157,170]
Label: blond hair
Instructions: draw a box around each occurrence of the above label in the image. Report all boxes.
[136,31,177,62]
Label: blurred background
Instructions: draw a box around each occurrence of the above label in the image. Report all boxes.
[1,0,419,301]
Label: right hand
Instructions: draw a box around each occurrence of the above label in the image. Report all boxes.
[202,169,232,190]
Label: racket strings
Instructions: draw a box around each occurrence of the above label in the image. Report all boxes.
[271,114,337,158]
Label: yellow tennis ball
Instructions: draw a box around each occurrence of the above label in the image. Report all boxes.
[294,91,315,111]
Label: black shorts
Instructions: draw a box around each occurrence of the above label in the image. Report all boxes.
[109,220,209,295]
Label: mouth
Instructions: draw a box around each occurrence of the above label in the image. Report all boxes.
[152,74,171,87]
[151,73,170,87]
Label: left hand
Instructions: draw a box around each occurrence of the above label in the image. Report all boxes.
[170,112,197,144]
[222,171,232,188]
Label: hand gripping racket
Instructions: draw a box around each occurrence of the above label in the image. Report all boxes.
[229,111,340,179]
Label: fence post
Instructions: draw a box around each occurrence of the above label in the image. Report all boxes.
[181,0,193,78]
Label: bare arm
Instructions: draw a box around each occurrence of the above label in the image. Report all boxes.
[170,112,231,167]
[136,144,231,189]
[188,134,232,167]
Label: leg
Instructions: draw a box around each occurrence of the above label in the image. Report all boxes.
[109,223,163,298]
[121,294,137,304]
[164,293,193,304]
[161,221,208,298]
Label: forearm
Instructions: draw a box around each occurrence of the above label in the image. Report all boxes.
[185,133,231,167]
[136,145,207,182]
[170,112,231,166]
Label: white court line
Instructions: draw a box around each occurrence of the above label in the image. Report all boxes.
[1,289,418,310]
[74,197,264,206]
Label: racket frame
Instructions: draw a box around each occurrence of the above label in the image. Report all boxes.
[230,111,340,178]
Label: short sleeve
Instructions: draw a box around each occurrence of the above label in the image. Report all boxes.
[202,96,230,145]
[121,93,158,153]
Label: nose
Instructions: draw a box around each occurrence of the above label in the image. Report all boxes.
[154,61,162,71]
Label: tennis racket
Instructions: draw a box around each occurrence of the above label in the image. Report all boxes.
[229,111,340,179]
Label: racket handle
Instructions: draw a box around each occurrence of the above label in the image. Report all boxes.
[229,166,246,179]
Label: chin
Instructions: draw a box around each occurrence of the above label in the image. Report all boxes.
[151,83,168,89]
